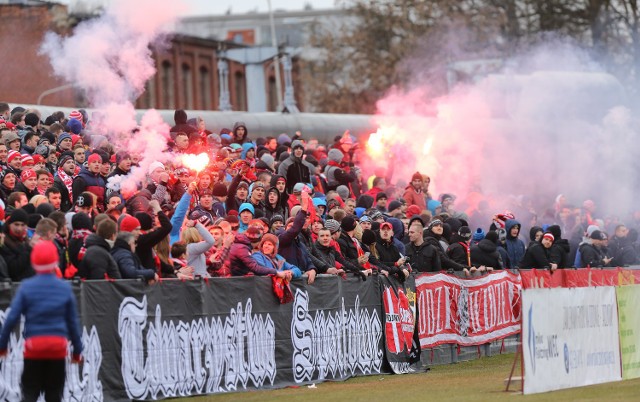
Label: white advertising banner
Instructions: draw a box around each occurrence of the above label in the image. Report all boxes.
[522,287,622,394]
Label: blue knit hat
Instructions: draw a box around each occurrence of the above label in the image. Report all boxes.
[239,203,255,216]
[472,228,485,241]
[57,132,72,145]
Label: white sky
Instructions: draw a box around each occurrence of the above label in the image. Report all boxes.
[63,0,338,16]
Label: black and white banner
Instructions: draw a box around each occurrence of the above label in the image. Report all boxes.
[379,275,422,374]
[0,276,385,401]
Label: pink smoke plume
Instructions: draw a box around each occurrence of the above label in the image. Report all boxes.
[363,42,637,219]
[40,0,187,192]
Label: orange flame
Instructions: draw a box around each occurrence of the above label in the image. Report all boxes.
[181,153,209,172]
[366,126,398,159]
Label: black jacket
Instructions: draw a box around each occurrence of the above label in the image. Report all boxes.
[135,211,172,270]
[53,177,73,212]
[0,233,33,281]
[425,233,466,271]
[579,243,606,268]
[111,238,156,280]
[470,239,503,269]
[405,240,441,272]
[78,234,121,280]
[311,242,360,274]
[518,242,552,269]
[549,239,571,268]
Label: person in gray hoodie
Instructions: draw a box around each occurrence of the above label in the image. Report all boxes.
[277,140,315,193]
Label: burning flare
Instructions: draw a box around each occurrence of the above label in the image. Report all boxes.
[181,153,209,173]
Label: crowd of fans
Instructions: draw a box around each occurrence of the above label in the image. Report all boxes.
[0,102,638,285]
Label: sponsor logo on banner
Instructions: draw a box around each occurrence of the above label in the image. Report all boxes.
[415,271,522,348]
[522,287,621,394]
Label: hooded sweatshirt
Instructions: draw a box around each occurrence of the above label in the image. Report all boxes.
[504,219,525,269]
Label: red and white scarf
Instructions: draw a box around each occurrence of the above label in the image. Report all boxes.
[57,168,74,201]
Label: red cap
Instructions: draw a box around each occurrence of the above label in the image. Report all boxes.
[120,215,141,232]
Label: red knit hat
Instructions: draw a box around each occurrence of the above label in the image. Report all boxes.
[21,154,34,166]
[31,240,59,273]
[21,169,36,182]
[120,215,141,232]
[32,154,45,164]
[71,134,81,147]
[406,205,422,219]
[87,153,101,164]
[7,150,20,164]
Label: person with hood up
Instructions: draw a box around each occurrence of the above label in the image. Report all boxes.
[446,226,480,276]
[232,121,250,144]
[471,230,503,269]
[0,208,33,280]
[270,174,289,211]
[170,109,197,139]
[519,232,556,270]
[504,219,525,269]
[251,233,302,278]
[265,186,286,221]
[277,140,314,193]
[528,226,543,248]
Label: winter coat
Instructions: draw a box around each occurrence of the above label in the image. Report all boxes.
[277,155,314,193]
[136,211,172,270]
[277,210,320,272]
[609,236,638,266]
[53,176,73,212]
[111,239,156,280]
[470,239,503,269]
[504,219,525,269]
[78,234,121,280]
[518,243,552,269]
[579,243,606,268]
[251,252,302,278]
[0,233,33,281]
[405,240,441,272]
[446,236,471,268]
[549,239,571,268]
[403,185,426,211]
[425,232,466,271]
[311,241,361,274]
[72,167,106,211]
[229,234,278,276]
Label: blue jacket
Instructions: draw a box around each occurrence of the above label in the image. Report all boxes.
[277,210,316,272]
[170,192,191,245]
[252,252,302,278]
[504,219,525,269]
[0,274,83,356]
[111,239,156,280]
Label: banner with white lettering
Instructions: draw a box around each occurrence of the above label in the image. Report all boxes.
[522,287,622,394]
[379,275,421,373]
[415,271,522,349]
[0,276,385,401]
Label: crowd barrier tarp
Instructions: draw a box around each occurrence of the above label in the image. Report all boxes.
[415,271,522,349]
[0,276,386,402]
[378,275,421,373]
[522,287,621,394]
[616,285,640,380]
[520,267,640,289]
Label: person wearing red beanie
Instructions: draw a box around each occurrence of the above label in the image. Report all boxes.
[0,241,83,401]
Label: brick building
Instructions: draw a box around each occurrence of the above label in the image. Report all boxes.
[0,2,300,112]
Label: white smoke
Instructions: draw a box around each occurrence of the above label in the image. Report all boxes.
[40,0,187,192]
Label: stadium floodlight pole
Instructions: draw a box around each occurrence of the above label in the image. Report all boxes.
[267,0,284,112]
[37,83,75,105]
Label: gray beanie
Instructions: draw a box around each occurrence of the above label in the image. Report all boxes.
[327,148,344,163]
[336,185,350,200]
[261,153,275,167]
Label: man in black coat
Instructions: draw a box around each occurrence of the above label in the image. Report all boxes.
[471,231,503,270]
[0,209,33,281]
[78,219,121,280]
[405,221,441,272]
[375,222,409,279]
[579,230,613,268]
[277,140,314,193]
